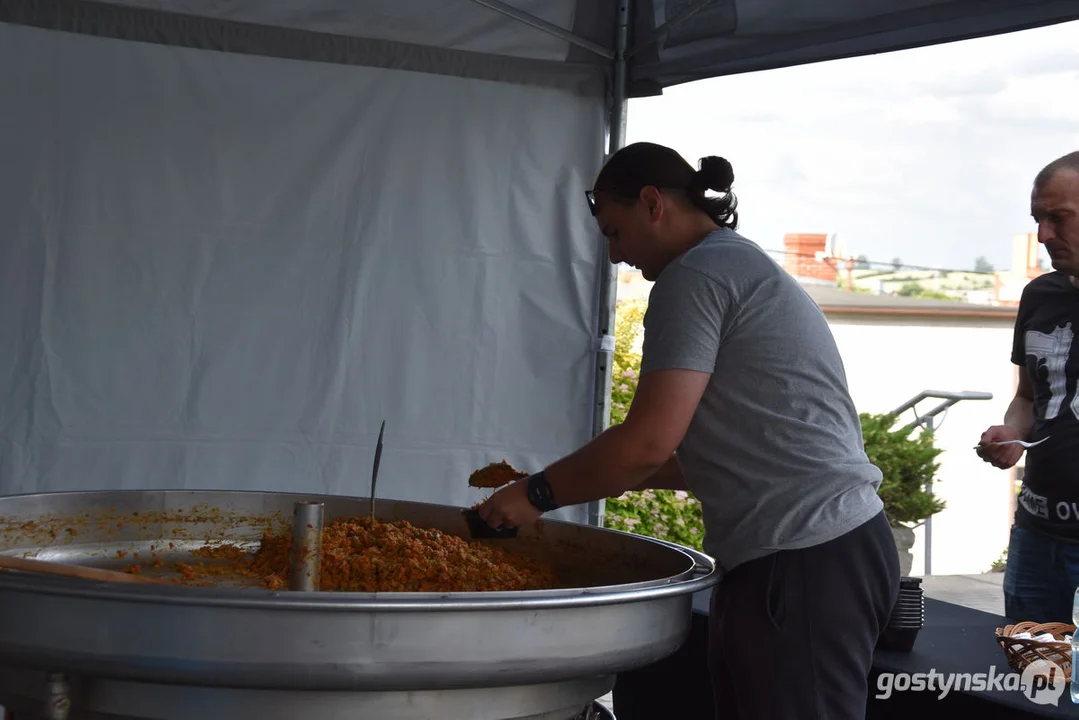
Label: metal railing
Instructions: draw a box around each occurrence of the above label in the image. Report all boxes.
[888,390,993,575]
[890,390,994,432]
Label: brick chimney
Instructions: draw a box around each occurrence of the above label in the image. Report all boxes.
[994,232,1048,306]
[782,233,837,285]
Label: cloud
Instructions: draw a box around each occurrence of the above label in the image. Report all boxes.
[1011,50,1079,77]
[983,71,1079,123]
[883,95,963,124]
[625,20,1079,271]
[917,71,1009,99]
[760,151,809,190]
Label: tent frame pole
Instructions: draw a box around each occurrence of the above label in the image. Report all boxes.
[586,0,632,528]
[470,0,632,529]
[467,0,615,59]
[626,0,713,59]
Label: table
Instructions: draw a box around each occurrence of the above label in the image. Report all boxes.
[612,590,1079,719]
[872,596,1078,719]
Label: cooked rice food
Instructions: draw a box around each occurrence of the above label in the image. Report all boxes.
[468,460,529,489]
[125,516,559,592]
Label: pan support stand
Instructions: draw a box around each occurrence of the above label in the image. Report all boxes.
[44,673,70,720]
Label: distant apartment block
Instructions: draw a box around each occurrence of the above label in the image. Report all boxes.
[777,230,1045,306]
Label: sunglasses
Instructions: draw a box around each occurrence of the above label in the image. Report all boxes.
[584,186,683,217]
[584,190,601,217]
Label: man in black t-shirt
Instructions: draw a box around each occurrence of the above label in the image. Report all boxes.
[977,151,1079,624]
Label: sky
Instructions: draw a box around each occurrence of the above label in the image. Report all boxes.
[624,19,1079,274]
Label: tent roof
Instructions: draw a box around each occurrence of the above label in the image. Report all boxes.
[626,0,1079,96]
[3,0,1078,96]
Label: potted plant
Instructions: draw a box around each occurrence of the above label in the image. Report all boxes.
[859,412,945,576]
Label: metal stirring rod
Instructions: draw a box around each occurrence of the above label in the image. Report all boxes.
[289,500,324,592]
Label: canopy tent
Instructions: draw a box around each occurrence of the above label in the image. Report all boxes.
[2,1,1077,526]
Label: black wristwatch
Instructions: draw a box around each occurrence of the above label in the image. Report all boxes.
[525,470,560,512]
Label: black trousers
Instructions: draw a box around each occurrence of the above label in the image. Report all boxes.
[708,510,900,719]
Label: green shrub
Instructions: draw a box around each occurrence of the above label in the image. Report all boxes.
[859,412,945,526]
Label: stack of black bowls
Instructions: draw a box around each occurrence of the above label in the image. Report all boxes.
[876,577,925,652]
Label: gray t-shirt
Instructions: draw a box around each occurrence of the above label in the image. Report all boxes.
[640,228,883,574]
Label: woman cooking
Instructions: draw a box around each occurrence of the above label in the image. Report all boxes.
[477,141,899,719]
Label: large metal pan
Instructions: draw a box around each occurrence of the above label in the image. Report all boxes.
[0,489,718,692]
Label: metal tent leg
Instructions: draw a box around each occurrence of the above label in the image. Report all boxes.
[471,0,633,528]
[587,0,632,528]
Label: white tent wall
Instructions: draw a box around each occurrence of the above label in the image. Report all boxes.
[0,21,607,523]
[3,0,1079,527]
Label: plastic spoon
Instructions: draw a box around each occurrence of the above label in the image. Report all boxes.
[973,437,1049,450]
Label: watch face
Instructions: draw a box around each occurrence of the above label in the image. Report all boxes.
[528,475,557,510]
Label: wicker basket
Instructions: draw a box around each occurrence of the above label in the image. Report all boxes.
[995,621,1074,677]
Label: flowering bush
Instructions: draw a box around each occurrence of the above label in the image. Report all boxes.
[610,299,646,426]
[604,298,706,550]
[605,488,706,550]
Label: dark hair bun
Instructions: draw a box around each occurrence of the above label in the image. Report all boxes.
[695,156,734,193]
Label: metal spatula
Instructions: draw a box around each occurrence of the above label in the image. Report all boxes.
[370,420,384,520]
[461,507,518,539]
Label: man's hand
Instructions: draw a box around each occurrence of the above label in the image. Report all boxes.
[477,480,541,529]
[976,425,1025,469]
[977,370,1034,470]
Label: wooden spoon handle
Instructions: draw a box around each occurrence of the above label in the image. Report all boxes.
[0,554,173,586]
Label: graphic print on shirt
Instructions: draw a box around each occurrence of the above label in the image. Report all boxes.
[1024,322,1077,421]
[1018,485,1049,520]
[1012,274,1079,540]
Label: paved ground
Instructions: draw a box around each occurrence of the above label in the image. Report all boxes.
[921,571,1005,615]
